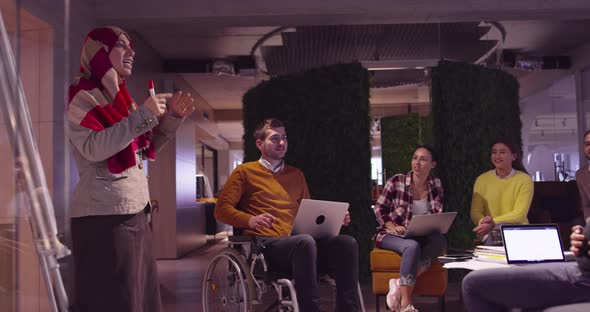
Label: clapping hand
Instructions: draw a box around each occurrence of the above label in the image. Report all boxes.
[168,91,195,118]
[473,216,495,236]
[481,216,493,224]
[144,93,173,117]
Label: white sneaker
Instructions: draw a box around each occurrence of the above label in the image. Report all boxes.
[385,278,400,311]
[399,304,419,312]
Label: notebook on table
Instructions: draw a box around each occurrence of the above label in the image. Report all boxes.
[290,199,349,240]
[500,224,565,264]
[393,212,457,238]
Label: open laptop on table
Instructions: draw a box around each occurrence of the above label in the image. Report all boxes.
[394,212,457,238]
[500,224,565,265]
[290,199,349,240]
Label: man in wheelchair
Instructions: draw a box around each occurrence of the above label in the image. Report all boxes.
[214,118,361,312]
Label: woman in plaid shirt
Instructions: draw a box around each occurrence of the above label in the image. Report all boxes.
[373,146,446,312]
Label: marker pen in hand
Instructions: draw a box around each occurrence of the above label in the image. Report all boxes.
[148,80,155,96]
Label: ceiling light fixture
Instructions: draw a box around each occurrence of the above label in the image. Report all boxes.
[361,59,439,71]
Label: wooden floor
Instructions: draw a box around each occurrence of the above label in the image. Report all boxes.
[157,238,464,312]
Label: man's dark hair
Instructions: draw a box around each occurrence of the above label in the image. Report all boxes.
[253,118,285,140]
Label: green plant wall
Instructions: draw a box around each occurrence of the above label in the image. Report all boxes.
[242,62,375,279]
[431,60,522,249]
[380,113,431,181]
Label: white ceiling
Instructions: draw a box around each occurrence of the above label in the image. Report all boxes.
[215,121,245,143]
[83,0,590,146]
[499,20,590,55]
[181,74,258,110]
[91,0,590,27]
[174,20,590,144]
[138,26,282,59]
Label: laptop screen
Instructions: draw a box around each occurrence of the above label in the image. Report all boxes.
[501,224,565,264]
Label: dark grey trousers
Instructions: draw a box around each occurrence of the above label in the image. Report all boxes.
[462,262,590,311]
[71,209,162,312]
[380,232,447,286]
[261,234,360,312]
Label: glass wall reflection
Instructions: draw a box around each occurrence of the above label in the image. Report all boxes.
[0,2,67,311]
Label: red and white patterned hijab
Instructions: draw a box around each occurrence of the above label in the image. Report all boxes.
[67,26,154,173]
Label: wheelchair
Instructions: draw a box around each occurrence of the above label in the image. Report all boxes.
[202,234,366,312]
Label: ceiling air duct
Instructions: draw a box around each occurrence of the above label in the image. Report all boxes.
[502,51,571,71]
[163,56,256,76]
[212,59,235,75]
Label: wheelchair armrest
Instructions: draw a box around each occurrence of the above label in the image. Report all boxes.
[228,234,263,261]
[228,235,258,244]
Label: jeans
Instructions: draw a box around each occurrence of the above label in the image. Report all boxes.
[379,232,447,286]
[462,262,590,311]
[261,234,360,312]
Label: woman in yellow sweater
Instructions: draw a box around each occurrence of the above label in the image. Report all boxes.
[470,140,534,244]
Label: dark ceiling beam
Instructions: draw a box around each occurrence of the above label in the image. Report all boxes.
[163,56,256,73]
[371,104,430,118]
[214,109,243,121]
[95,1,590,27]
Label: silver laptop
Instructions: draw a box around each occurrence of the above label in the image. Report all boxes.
[290,199,349,240]
[395,212,457,238]
[501,224,565,264]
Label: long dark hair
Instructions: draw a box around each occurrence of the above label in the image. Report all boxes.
[413,145,438,179]
[491,139,528,175]
[415,144,437,162]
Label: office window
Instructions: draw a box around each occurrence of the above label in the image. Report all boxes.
[521,75,578,181]
[371,156,383,185]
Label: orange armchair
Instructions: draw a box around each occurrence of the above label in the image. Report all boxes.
[370,248,448,311]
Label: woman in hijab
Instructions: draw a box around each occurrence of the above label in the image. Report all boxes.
[67,26,194,312]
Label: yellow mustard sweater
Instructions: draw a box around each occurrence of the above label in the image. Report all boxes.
[470,170,534,225]
[214,161,310,237]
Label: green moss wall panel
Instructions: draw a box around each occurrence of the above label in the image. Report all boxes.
[242,62,375,278]
[431,60,521,249]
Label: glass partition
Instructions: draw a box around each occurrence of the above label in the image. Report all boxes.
[522,75,579,181]
[0,3,69,311]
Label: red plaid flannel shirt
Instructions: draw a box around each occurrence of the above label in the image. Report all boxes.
[372,171,444,247]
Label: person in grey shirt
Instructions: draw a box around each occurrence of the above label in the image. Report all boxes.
[66,26,194,312]
[576,130,590,220]
[462,224,590,311]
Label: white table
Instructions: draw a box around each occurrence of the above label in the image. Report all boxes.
[443,259,508,270]
[443,250,576,271]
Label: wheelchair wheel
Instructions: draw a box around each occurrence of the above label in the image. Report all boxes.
[203,247,255,311]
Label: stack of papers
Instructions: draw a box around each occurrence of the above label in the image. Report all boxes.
[444,259,509,270]
[473,246,507,264]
